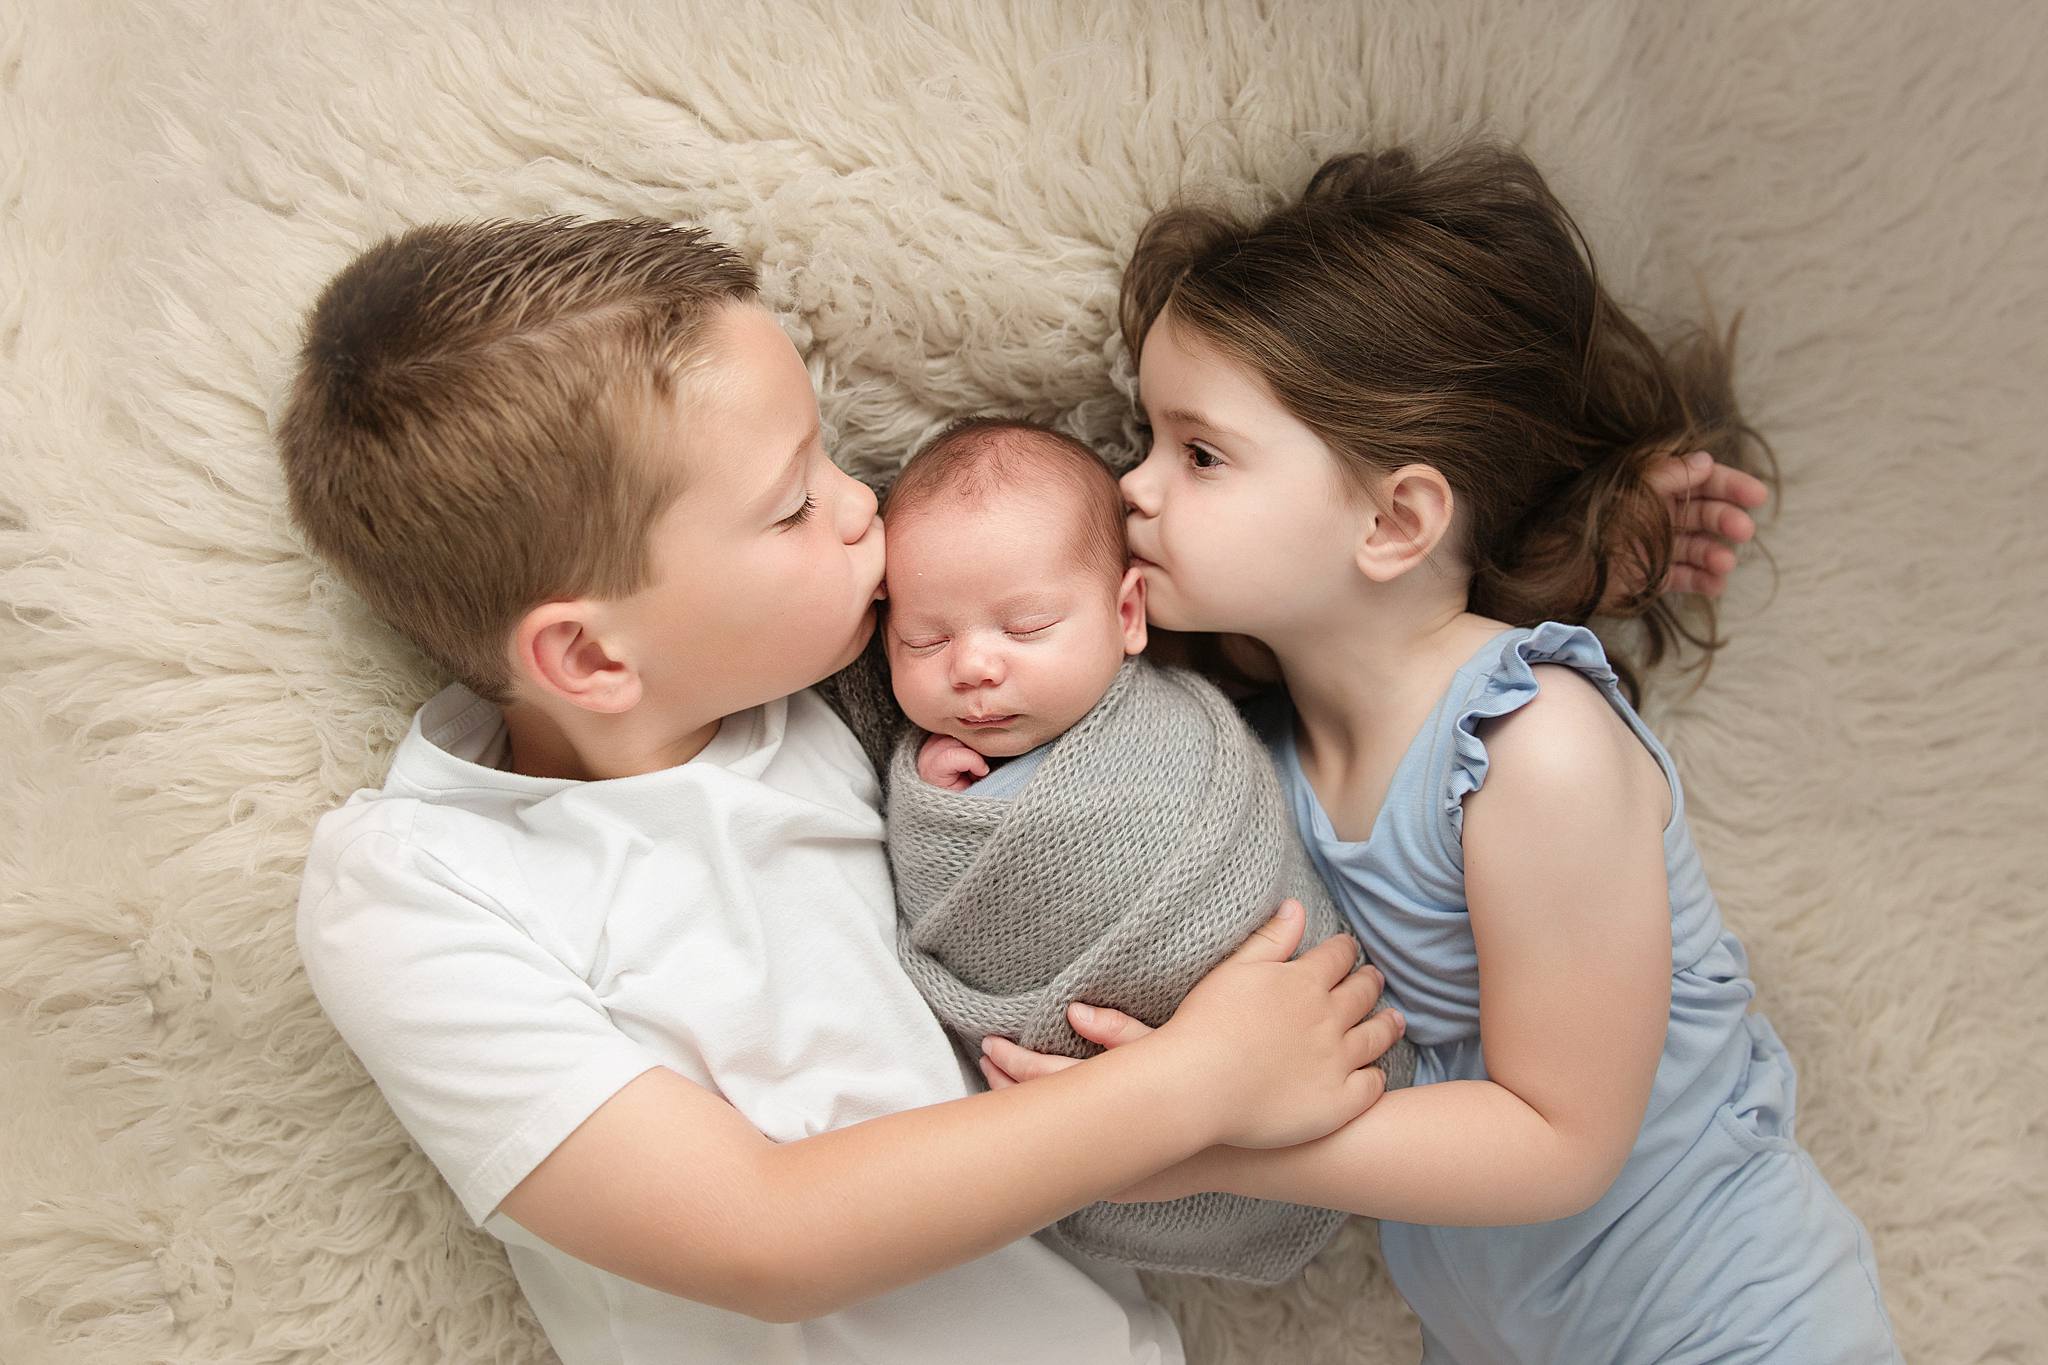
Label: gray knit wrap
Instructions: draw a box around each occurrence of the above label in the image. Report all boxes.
[885,656,1416,1284]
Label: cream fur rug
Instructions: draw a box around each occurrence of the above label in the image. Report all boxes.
[4,2,2043,1361]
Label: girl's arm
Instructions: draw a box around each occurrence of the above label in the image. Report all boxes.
[986,666,1672,1226]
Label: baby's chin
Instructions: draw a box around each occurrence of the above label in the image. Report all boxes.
[950,722,1053,758]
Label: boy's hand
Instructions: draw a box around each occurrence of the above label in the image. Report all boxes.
[917,734,990,791]
[980,972,1408,1129]
[1606,449,1770,609]
[1112,901,1400,1150]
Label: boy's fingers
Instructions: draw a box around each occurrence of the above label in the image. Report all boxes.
[1229,899,1307,963]
[1068,1002,1153,1047]
[977,1055,1016,1090]
[1344,1061,1391,1114]
[1301,932,1363,987]
[1346,1007,1406,1068]
[1330,962,1386,1019]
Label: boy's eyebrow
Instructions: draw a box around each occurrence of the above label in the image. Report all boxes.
[757,424,820,510]
[1159,407,1246,442]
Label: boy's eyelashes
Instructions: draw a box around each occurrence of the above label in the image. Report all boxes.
[777,492,817,529]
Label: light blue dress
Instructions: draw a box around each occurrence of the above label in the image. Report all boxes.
[1248,622,1901,1364]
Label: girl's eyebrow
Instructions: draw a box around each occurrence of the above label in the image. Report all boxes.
[1160,407,1245,441]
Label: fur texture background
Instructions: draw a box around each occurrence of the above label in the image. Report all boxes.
[3,2,2043,1361]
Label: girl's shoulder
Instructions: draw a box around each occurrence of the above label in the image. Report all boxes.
[1443,623,1675,855]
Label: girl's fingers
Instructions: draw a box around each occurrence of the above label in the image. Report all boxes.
[981,1034,1083,1082]
[1672,498,1757,542]
[1701,463,1771,509]
[977,1055,1016,1090]
[1068,1002,1154,1047]
[1674,533,1738,575]
[1646,450,1769,512]
[1645,449,1713,498]
[1662,565,1727,598]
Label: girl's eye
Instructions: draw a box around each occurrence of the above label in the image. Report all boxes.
[903,638,947,653]
[1006,622,1056,638]
[778,493,817,529]
[1185,442,1222,470]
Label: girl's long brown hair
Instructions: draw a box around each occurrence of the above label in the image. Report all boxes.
[1120,143,1776,704]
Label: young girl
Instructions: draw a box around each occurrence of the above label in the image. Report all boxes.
[982,144,1902,1362]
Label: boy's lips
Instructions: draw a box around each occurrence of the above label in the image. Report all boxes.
[960,713,1018,727]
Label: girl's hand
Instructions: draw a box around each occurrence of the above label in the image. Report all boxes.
[916,733,989,791]
[1609,449,1770,607]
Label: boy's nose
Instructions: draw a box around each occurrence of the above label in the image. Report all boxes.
[838,468,880,542]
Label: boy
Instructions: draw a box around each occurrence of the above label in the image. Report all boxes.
[280,217,1398,1364]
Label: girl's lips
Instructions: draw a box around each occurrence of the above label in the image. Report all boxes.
[961,714,1017,727]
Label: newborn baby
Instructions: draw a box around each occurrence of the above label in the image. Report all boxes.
[878,418,1413,1284]
[884,420,1147,796]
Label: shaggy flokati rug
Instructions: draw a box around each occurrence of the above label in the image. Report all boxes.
[4,2,2044,1361]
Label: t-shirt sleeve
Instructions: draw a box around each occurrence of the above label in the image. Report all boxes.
[296,818,667,1225]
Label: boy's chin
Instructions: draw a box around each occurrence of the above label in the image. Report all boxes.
[825,603,880,672]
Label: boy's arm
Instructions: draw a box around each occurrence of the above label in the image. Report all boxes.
[300,827,1393,1325]
[498,907,1395,1320]
[502,1020,1235,1320]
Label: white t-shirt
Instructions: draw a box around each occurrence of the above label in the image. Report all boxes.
[296,683,1183,1365]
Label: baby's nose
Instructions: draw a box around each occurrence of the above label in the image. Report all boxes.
[952,642,1003,686]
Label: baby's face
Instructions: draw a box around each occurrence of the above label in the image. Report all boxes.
[884,487,1143,757]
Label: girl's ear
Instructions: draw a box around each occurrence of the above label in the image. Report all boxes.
[1354,464,1457,584]
[1116,564,1149,655]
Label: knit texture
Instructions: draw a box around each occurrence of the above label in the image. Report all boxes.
[886,657,1415,1283]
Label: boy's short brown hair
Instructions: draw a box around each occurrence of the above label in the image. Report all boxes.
[277,217,757,702]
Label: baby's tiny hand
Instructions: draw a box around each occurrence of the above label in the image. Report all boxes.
[917,734,990,792]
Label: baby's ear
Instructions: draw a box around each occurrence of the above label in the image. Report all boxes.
[1117,565,1148,654]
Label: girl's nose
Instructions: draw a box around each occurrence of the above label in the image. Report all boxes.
[1119,458,1159,517]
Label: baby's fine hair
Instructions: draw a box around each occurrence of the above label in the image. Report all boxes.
[884,418,1128,589]
[277,217,757,702]
[1122,142,1775,701]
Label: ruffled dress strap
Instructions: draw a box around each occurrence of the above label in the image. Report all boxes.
[1441,621,1671,857]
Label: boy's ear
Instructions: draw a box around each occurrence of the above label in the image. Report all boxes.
[1116,564,1149,655]
[1354,464,1456,584]
[510,601,643,714]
